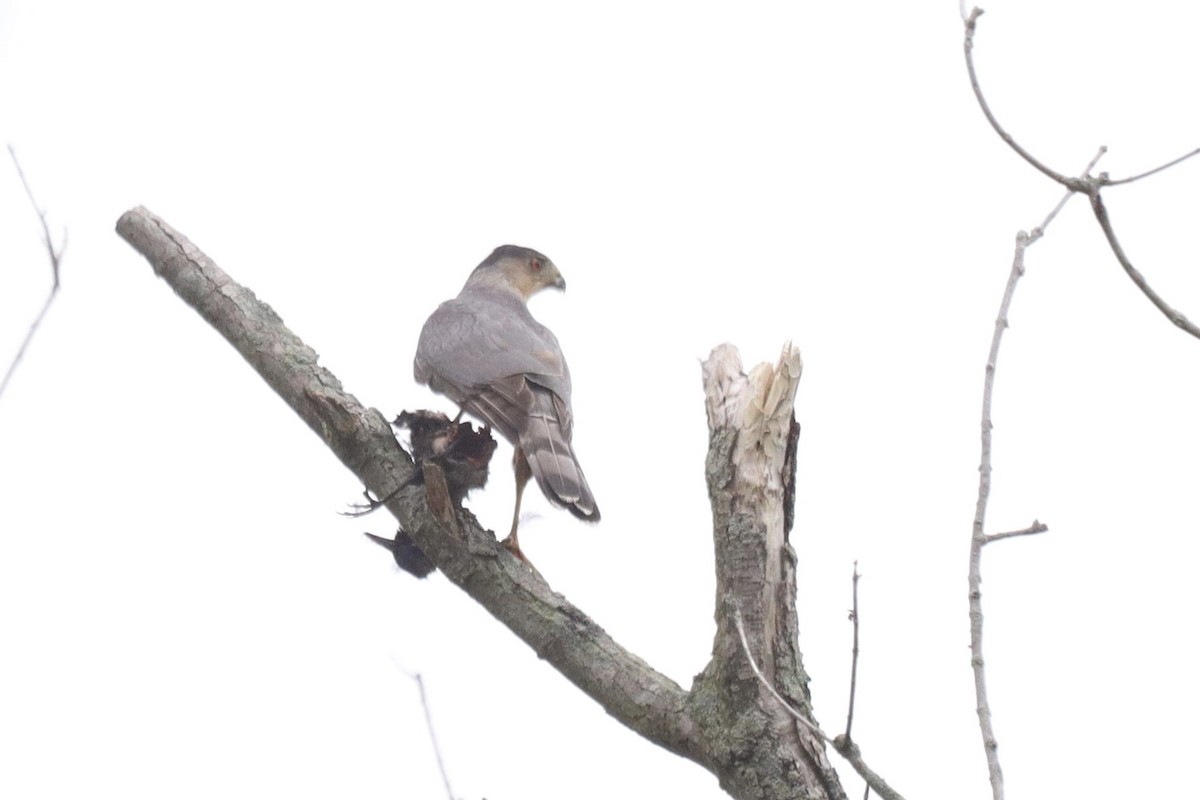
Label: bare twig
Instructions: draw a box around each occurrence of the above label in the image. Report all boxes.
[390,660,459,800]
[732,608,828,741]
[962,8,1076,190]
[413,673,457,800]
[983,521,1048,545]
[967,235,1026,800]
[830,734,904,800]
[968,234,1029,800]
[1030,146,1106,239]
[1088,191,1200,339]
[966,11,1200,776]
[6,145,65,285]
[1103,147,1200,187]
[1,145,68,401]
[733,608,906,800]
[964,9,1200,342]
[966,7,1200,191]
[968,151,1104,800]
[844,562,861,740]
[964,10,1186,193]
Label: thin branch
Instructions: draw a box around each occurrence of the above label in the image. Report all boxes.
[390,660,460,800]
[983,521,1048,545]
[964,11,1200,341]
[733,608,906,800]
[0,284,58,401]
[844,562,861,740]
[412,673,457,800]
[1102,147,1200,187]
[966,7,1200,190]
[962,8,1077,190]
[968,153,1104,800]
[1087,191,1200,339]
[732,607,828,741]
[965,12,1200,779]
[1,146,68,401]
[964,14,1200,193]
[7,144,66,286]
[1029,147,1106,241]
[830,734,905,800]
[963,10,1188,193]
[968,236,1026,800]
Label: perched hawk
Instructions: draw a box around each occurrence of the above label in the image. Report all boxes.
[413,245,599,558]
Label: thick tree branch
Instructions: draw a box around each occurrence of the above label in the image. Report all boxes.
[114,206,706,771]
[117,206,860,800]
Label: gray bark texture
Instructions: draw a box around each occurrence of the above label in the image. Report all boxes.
[116,206,846,800]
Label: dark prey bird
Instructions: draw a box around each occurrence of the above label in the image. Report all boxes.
[413,245,599,559]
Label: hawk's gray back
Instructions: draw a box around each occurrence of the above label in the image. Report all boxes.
[413,246,598,521]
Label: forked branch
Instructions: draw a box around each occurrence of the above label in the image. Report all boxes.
[964,8,1200,341]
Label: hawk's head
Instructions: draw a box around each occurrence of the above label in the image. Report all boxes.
[469,244,565,299]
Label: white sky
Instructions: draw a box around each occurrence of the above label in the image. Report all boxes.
[2,1,1199,798]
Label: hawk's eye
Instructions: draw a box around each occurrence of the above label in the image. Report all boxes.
[530,258,543,272]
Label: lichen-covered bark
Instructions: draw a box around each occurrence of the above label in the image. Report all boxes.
[688,345,845,800]
[117,207,845,800]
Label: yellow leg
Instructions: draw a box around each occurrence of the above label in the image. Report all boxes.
[502,449,532,562]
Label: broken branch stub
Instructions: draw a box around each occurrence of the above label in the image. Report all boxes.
[702,342,803,681]
[691,343,844,800]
